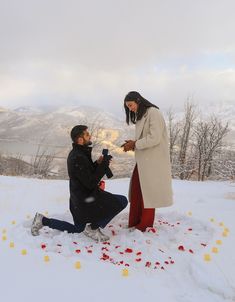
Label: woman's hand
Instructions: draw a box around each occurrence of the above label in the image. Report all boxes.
[121,140,136,152]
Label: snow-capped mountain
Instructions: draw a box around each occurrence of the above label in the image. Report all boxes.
[0,106,125,142]
[14,106,44,115]
[0,105,134,164]
[0,102,234,156]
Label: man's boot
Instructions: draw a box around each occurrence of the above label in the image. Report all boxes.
[31,212,44,236]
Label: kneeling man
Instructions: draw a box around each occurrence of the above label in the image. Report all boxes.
[31,125,127,242]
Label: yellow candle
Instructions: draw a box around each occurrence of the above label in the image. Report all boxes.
[212,247,218,253]
[75,261,81,269]
[204,254,211,262]
[9,242,14,248]
[44,255,50,262]
[122,268,129,276]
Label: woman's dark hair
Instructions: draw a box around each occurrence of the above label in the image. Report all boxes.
[124,91,159,125]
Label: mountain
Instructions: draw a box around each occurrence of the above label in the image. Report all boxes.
[0,105,135,178]
[14,106,44,115]
[0,102,234,151]
[0,105,130,145]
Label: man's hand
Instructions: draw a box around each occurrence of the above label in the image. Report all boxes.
[122,140,136,152]
[96,156,104,164]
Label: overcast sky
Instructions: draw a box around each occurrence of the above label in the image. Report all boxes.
[0,0,235,115]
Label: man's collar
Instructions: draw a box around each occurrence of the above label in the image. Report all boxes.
[72,143,92,152]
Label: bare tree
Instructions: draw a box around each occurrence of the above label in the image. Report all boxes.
[193,117,229,181]
[0,152,32,176]
[31,139,55,178]
[166,107,181,164]
[178,100,196,179]
[212,150,235,180]
[79,114,105,149]
[9,153,25,175]
[0,152,3,174]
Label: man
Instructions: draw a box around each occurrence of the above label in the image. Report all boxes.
[31,125,128,242]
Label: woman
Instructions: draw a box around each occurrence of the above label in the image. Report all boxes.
[122,91,173,231]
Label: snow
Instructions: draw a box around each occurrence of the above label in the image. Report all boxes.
[0,176,235,302]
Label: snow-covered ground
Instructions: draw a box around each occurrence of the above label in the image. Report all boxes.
[0,175,235,302]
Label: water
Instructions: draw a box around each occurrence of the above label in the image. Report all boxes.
[0,140,66,158]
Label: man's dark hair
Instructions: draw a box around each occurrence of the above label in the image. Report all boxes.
[70,125,88,142]
[124,91,159,125]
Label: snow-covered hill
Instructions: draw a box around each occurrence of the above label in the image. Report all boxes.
[0,106,134,167]
[0,176,235,302]
[0,102,234,151]
[0,102,234,165]
[0,105,126,143]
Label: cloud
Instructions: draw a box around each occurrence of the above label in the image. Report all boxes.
[0,0,235,113]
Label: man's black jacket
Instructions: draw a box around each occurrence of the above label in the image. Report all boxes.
[67,143,122,224]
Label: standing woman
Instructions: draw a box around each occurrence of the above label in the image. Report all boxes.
[122,91,173,231]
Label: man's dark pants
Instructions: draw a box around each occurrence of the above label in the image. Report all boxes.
[42,194,128,233]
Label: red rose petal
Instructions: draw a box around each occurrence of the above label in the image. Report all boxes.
[136,251,142,256]
[178,245,185,251]
[135,258,142,262]
[101,253,109,260]
[155,262,161,265]
[125,248,133,253]
[41,244,46,249]
[189,249,194,254]
[145,261,151,267]
[75,249,81,254]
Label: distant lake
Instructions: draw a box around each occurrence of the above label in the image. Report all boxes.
[0,140,66,158]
